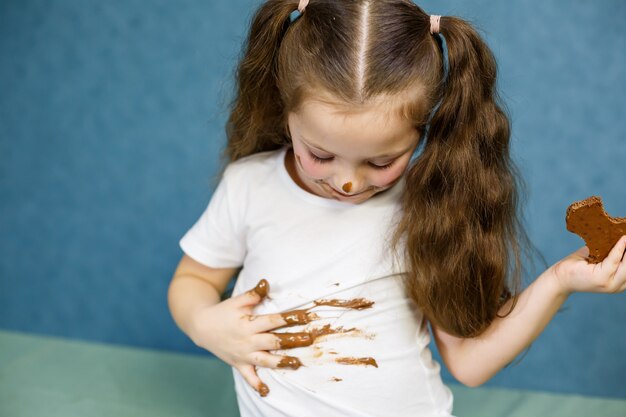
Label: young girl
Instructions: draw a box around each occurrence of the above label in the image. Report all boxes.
[168,1,626,416]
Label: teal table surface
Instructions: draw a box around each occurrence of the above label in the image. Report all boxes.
[1,330,624,417]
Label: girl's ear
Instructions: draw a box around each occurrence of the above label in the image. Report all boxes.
[283,113,291,143]
[283,115,292,141]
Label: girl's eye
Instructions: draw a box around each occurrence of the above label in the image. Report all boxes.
[309,151,334,163]
[369,160,394,170]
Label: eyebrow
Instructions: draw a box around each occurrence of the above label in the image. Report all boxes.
[301,135,414,159]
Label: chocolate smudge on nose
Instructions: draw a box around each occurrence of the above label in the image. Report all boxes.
[335,357,378,368]
[342,182,352,193]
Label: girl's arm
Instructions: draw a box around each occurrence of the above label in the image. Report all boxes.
[432,236,626,387]
[168,255,237,337]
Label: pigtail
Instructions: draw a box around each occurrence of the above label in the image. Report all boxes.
[225,1,298,161]
[397,16,527,337]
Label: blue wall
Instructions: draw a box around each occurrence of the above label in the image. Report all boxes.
[1,0,624,399]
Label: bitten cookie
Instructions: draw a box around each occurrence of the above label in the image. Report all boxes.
[565,196,626,263]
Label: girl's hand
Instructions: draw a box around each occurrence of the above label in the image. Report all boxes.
[551,235,626,296]
[188,280,304,397]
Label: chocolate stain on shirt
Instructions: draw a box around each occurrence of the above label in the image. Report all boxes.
[268,295,379,376]
[274,324,359,349]
[312,346,324,358]
[335,357,379,368]
[277,296,374,328]
[313,298,375,310]
[330,377,343,382]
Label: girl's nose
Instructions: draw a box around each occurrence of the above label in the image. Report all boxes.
[334,177,363,195]
[333,168,364,194]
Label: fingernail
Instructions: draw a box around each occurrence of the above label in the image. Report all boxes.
[277,356,303,370]
[280,309,318,326]
[252,279,269,299]
[258,382,269,397]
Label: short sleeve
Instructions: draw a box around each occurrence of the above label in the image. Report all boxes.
[179,165,247,268]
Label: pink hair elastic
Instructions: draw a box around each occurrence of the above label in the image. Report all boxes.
[298,0,309,13]
[430,15,441,34]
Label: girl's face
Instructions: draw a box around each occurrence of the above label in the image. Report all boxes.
[287,98,421,204]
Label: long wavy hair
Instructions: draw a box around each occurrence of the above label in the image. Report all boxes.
[224,0,531,337]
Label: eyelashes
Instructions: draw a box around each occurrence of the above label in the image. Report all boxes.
[309,151,333,164]
[308,151,394,170]
[369,161,394,170]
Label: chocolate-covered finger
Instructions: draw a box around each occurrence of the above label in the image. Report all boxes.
[280,309,319,327]
[258,382,269,397]
[250,351,303,370]
[250,310,319,333]
[237,364,269,397]
[246,313,287,333]
[277,355,303,369]
[251,333,285,351]
[272,331,314,349]
[252,331,313,350]
[233,279,270,308]
[249,279,270,299]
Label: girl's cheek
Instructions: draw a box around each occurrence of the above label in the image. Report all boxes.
[295,152,327,179]
[371,163,407,188]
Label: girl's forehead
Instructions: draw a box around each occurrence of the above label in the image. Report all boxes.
[293,84,428,125]
[291,98,419,149]
[295,99,414,135]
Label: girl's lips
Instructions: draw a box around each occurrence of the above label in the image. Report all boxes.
[325,184,371,199]
[331,187,364,198]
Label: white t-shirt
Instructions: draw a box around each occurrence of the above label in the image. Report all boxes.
[180,147,454,417]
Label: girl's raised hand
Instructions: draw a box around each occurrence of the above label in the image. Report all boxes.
[188,279,307,397]
[551,235,626,296]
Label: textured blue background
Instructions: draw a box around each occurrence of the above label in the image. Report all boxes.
[1,0,625,399]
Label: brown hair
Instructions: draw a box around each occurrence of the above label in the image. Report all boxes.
[224,0,531,338]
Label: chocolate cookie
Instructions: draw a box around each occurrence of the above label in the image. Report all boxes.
[565,196,626,263]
